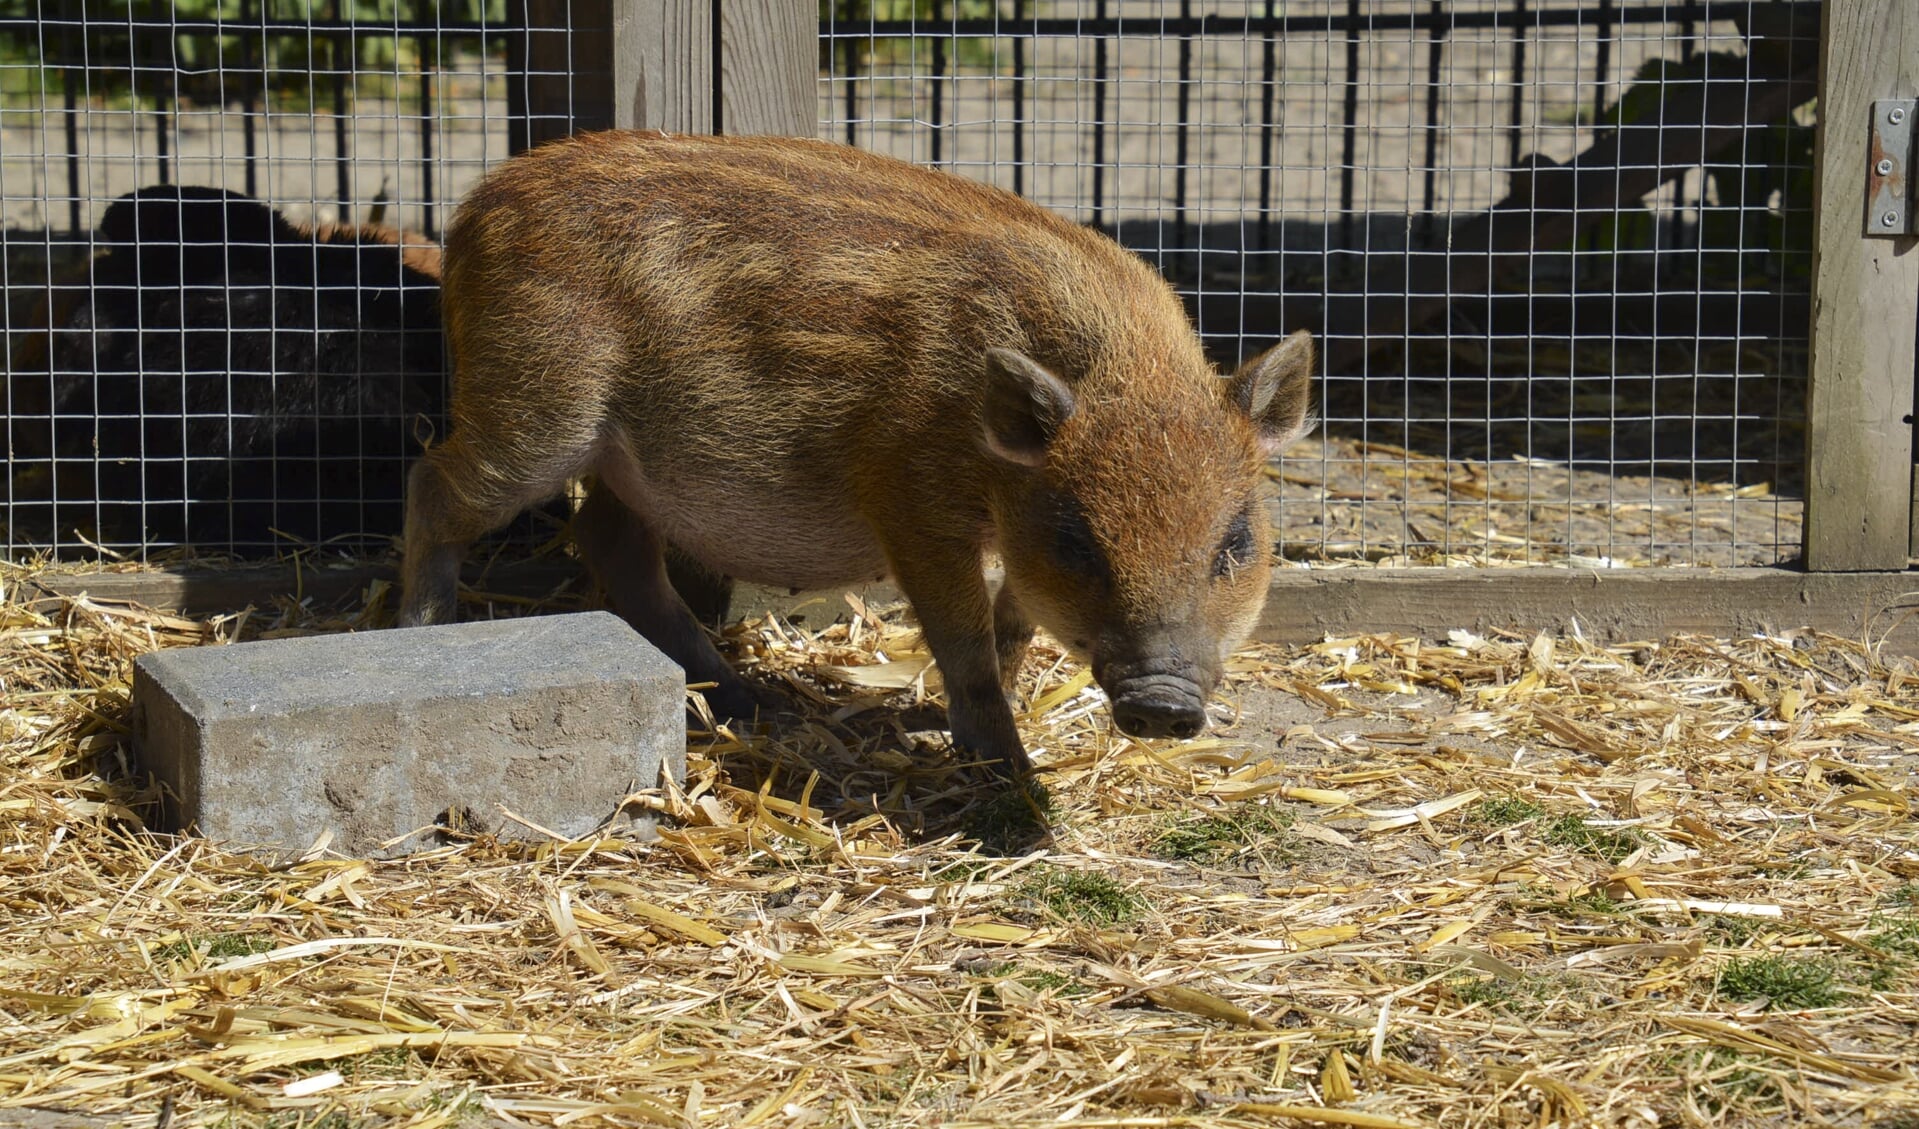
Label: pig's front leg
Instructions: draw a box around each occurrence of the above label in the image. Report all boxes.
[887,535,1033,780]
[992,581,1036,704]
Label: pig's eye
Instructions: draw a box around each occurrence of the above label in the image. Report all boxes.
[1047,497,1110,580]
[1212,509,1254,578]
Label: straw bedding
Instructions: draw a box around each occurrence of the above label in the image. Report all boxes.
[2,558,1915,1128]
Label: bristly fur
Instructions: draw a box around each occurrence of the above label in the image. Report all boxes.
[402,131,1315,776]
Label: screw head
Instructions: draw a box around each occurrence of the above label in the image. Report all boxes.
[1885,209,1902,228]
[1894,107,1909,125]
[1880,158,1897,176]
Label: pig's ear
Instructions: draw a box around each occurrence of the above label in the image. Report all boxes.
[1229,329,1315,455]
[982,347,1077,467]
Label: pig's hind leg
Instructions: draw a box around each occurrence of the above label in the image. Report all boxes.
[573,479,766,724]
[398,431,576,627]
[664,546,735,627]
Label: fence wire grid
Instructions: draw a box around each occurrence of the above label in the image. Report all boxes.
[1,0,588,559]
[825,0,1817,567]
[5,1,1817,568]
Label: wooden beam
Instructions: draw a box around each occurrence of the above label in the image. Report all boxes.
[24,566,1919,653]
[718,3,815,137]
[510,0,730,146]
[1804,0,1919,570]
[618,0,715,133]
[21,561,589,619]
[1258,567,1919,649]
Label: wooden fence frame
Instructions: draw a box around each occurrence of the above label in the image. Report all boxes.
[1805,0,1919,570]
[25,0,1919,650]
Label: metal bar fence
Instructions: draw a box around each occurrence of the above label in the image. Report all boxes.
[0,0,578,559]
[821,0,1818,569]
[3,1,1821,574]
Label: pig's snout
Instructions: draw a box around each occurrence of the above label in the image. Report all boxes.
[1112,691,1207,740]
[1100,659,1210,741]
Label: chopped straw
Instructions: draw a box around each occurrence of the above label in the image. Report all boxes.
[2,554,1916,1128]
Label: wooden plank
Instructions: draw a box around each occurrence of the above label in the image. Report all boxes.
[1910,461,1919,559]
[23,566,1919,654]
[1804,0,1919,570]
[21,560,901,627]
[1259,568,1919,650]
[718,2,816,137]
[616,0,714,133]
[22,561,591,619]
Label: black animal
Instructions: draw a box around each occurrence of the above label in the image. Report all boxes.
[6,185,445,556]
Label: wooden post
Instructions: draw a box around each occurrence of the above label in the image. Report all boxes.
[616,0,715,132]
[718,3,815,137]
[1804,0,1919,570]
[513,0,716,138]
[512,1,812,143]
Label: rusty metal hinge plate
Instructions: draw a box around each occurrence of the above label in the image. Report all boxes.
[1867,99,1916,237]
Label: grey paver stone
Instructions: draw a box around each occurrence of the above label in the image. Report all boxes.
[132,612,684,857]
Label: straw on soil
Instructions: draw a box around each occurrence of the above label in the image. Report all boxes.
[2,557,1916,1128]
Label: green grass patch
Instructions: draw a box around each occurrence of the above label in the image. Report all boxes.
[1018,968,1091,997]
[1716,954,1841,1009]
[1563,888,1623,916]
[1508,885,1626,919]
[1682,1047,1785,1115]
[1019,869,1147,927]
[1151,803,1298,865]
[1447,970,1592,1017]
[1864,958,1910,993]
[1540,812,1644,862]
[1470,796,1546,828]
[153,931,276,965]
[1871,914,1919,959]
[250,1112,367,1129]
[1861,913,1919,990]
[969,779,1055,856]
[349,1045,415,1077]
[1702,914,1763,947]
[930,857,1003,886]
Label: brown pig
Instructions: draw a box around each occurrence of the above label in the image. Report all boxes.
[398,131,1314,777]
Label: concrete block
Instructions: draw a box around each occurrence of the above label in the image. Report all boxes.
[132,612,684,857]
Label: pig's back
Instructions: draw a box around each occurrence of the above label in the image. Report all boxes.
[445,131,1190,409]
[439,132,1206,587]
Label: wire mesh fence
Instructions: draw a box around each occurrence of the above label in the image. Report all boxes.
[0,0,590,559]
[5,1,1818,568]
[823,0,1818,567]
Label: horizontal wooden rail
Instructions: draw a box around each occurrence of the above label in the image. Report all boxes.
[24,564,1919,652]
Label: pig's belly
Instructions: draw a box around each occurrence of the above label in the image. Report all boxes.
[593,444,891,590]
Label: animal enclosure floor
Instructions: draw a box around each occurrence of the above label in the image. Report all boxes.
[1271,434,1803,569]
[0,429,1804,568]
[1,566,1912,1128]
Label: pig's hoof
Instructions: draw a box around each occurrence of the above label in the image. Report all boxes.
[691,681,792,733]
[970,744,1034,782]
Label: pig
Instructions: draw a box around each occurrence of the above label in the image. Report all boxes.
[399,131,1314,777]
[6,185,444,555]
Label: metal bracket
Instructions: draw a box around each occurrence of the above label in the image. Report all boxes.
[1867,99,1916,237]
